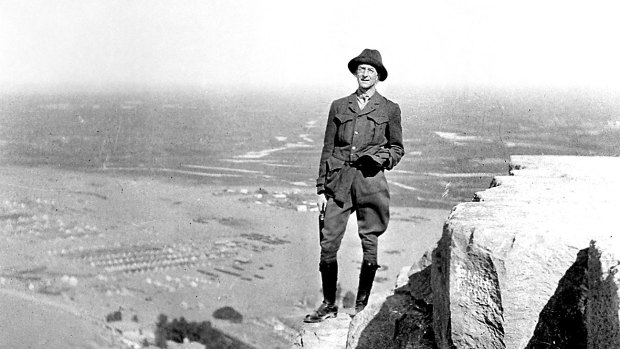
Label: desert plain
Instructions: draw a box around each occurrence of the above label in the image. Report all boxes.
[0,165,448,348]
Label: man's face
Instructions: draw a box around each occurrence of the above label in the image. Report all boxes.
[356,64,379,90]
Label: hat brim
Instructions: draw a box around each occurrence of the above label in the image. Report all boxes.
[348,58,388,81]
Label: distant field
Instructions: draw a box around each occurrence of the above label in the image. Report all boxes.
[1,87,619,209]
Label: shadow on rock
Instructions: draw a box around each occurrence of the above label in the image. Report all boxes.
[347,265,437,349]
[525,248,589,349]
[585,243,620,348]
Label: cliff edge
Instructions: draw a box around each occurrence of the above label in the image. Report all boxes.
[294,155,620,349]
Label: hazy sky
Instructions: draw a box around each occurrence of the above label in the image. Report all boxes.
[2,0,620,92]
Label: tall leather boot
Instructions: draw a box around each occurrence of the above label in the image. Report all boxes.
[304,260,339,323]
[354,261,379,314]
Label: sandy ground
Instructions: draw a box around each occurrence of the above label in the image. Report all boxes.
[0,165,449,348]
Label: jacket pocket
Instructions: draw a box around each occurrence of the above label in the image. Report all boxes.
[334,113,355,144]
[325,156,345,193]
[368,114,389,143]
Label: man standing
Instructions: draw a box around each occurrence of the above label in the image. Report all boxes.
[305,49,405,323]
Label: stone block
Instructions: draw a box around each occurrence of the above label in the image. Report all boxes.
[432,155,620,348]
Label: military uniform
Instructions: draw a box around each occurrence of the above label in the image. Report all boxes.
[305,48,404,323]
[316,91,404,265]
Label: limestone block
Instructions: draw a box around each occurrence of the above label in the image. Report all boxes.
[432,217,505,349]
[432,155,620,348]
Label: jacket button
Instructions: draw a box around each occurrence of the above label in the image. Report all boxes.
[354,131,359,135]
[352,146,356,150]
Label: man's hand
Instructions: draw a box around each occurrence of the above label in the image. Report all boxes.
[356,154,384,169]
[355,154,385,176]
[316,193,328,212]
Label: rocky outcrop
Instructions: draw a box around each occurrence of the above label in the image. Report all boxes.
[296,155,620,349]
[431,155,620,348]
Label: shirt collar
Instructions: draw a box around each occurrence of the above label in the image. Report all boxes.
[356,88,376,101]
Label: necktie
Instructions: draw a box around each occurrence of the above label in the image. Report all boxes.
[358,95,369,109]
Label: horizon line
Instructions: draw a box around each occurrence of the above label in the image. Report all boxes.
[2,82,618,95]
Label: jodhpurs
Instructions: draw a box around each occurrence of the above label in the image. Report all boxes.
[319,169,390,265]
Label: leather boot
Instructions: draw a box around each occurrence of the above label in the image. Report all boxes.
[304,260,339,323]
[354,261,379,314]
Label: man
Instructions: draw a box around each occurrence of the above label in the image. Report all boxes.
[305,49,404,323]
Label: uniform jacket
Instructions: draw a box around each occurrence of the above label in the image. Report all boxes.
[316,91,404,203]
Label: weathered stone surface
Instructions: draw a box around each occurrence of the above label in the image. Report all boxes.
[344,260,441,349]
[433,155,620,349]
[397,249,434,305]
[587,239,620,349]
[393,302,436,349]
[293,313,351,349]
[524,249,589,348]
[406,265,433,306]
[346,291,410,349]
[393,260,438,349]
[432,220,505,349]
